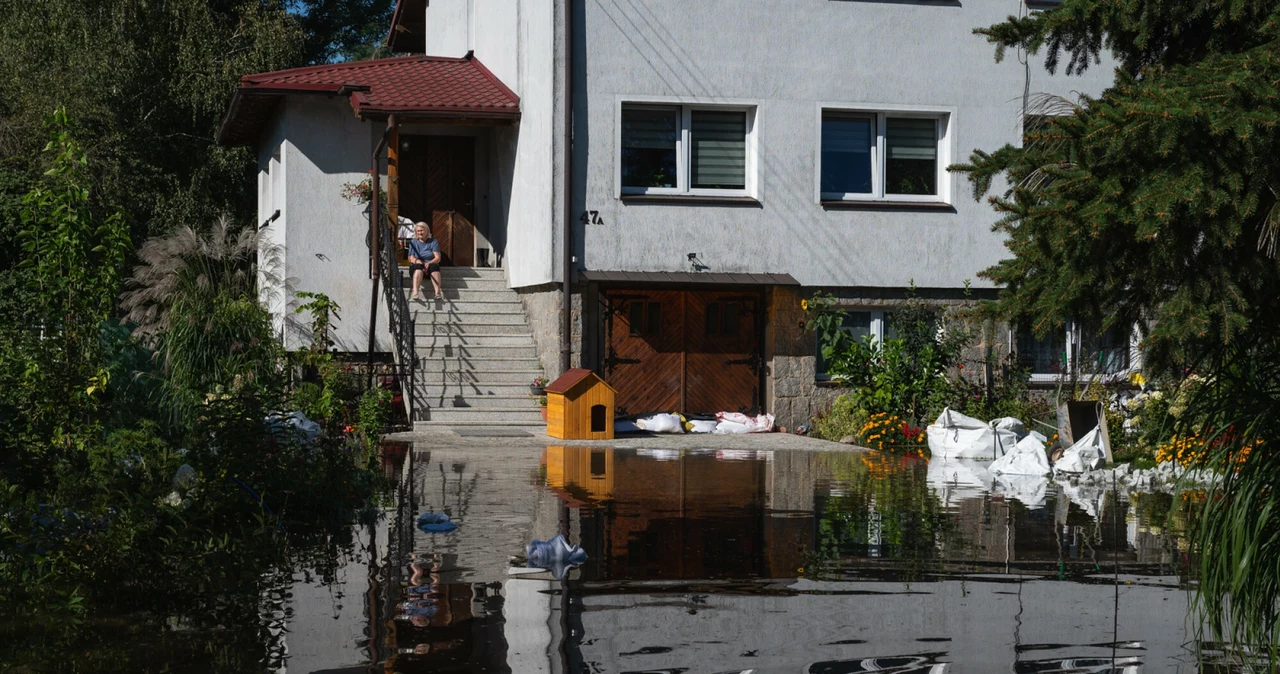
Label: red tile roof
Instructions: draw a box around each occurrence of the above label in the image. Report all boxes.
[218,52,520,146]
[545,369,614,396]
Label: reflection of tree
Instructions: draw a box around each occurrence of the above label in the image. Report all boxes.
[808,453,954,579]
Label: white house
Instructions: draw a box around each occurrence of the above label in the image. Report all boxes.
[219,0,1119,429]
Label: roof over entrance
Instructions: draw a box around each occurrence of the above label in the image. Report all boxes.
[578,270,801,286]
[217,53,520,146]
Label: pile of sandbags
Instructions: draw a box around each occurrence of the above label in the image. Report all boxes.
[990,431,1052,476]
[926,408,1027,460]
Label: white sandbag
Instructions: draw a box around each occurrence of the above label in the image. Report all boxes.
[635,413,684,433]
[993,472,1049,509]
[927,408,1000,459]
[1053,426,1106,473]
[990,417,1029,456]
[990,431,1051,476]
[716,412,776,433]
[686,419,718,434]
[713,420,751,434]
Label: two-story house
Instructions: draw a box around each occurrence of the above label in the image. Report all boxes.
[218,0,1116,430]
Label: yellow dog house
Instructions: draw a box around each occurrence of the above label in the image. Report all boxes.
[545,369,615,440]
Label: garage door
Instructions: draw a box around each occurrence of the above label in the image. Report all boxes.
[602,289,763,416]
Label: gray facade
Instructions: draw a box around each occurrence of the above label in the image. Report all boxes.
[559,0,1115,425]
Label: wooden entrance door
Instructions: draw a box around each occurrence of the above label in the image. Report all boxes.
[604,289,763,416]
[605,291,685,416]
[685,292,761,414]
[400,135,476,266]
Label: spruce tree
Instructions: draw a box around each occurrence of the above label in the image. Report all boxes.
[955,0,1280,370]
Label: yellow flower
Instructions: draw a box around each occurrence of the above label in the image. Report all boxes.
[801,299,809,311]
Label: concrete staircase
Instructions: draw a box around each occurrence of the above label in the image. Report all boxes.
[404,267,546,428]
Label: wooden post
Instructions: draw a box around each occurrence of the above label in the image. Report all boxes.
[386,115,400,236]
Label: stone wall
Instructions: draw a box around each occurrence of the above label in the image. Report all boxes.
[766,285,1009,432]
[517,282,584,380]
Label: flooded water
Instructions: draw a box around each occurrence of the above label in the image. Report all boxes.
[270,444,1213,674]
[10,443,1228,673]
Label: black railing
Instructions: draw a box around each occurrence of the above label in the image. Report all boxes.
[379,210,418,421]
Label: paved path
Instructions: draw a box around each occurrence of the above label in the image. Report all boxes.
[385,426,864,452]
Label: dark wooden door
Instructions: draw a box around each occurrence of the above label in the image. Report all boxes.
[605,291,685,416]
[685,292,760,414]
[402,135,475,266]
[603,289,762,417]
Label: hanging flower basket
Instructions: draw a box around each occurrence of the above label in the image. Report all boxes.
[341,171,377,204]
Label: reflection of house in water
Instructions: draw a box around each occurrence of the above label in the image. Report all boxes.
[542,447,818,580]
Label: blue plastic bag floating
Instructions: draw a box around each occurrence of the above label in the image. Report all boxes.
[417,512,458,533]
[526,534,587,579]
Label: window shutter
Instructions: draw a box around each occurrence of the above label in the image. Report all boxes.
[886,118,937,160]
[621,108,678,149]
[690,110,747,189]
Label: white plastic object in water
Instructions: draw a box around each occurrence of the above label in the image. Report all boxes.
[1053,426,1107,473]
[927,408,999,459]
[991,431,1051,476]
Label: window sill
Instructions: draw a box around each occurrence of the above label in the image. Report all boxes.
[620,194,761,207]
[821,200,955,212]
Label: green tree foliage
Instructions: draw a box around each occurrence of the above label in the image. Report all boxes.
[293,0,397,63]
[0,0,305,242]
[956,0,1280,660]
[0,108,130,457]
[953,0,1280,371]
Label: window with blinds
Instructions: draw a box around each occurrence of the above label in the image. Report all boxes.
[618,102,755,197]
[818,109,948,202]
[885,117,938,196]
[620,107,679,190]
[690,110,747,190]
[821,113,874,195]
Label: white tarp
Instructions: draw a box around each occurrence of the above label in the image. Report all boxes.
[1053,426,1107,473]
[928,408,1012,459]
[635,413,684,433]
[990,431,1051,476]
[713,412,775,434]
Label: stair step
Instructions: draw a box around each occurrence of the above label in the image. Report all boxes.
[414,383,541,397]
[396,274,508,290]
[412,334,535,347]
[415,370,546,384]
[404,289,520,302]
[439,267,506,278]
[413,314,531,328]
[415,324,533,337]
[416,394,541,410]
[416,359,543,373]
[406,300,524,314]
[418,407,546,423]
[413,420,545,429]
[415,345,538,359]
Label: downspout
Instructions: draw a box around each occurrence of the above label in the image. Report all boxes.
[559,0,574,375]
[367,128,390,387]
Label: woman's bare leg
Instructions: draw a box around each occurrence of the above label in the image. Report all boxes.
[430,269,443,298]
[411,268,424,298]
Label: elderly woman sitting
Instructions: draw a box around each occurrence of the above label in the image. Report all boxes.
[406,222,442,301]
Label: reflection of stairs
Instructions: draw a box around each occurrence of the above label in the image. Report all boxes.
[404,267,546,428]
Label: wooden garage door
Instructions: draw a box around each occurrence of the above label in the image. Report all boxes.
[604,290,762,416]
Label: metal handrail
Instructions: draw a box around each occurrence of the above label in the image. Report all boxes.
[378,210,418,421]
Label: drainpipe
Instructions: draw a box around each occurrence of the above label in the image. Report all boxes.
[367,128,390,387]
[559,0,574,375]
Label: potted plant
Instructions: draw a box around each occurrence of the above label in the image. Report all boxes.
[529,375,550,396]
[533,393,549,422]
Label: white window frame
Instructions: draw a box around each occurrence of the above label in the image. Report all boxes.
[815,308,896,382]
[1014,320,1143,383]
[616,97,759,199]
[815,103,955,204]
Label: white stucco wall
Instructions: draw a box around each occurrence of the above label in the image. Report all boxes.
[257,115,288,340]
[420,0,557,288]
[276,96,390,352]
[573,0,1116,289]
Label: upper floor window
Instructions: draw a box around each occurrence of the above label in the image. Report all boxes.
[819,109,951,203]
[619,103,756,198]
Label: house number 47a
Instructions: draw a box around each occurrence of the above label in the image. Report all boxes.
[579,210,604,225]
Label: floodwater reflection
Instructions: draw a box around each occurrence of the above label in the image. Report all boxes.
[17,443,1223,672]
[356,445,1209,673]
